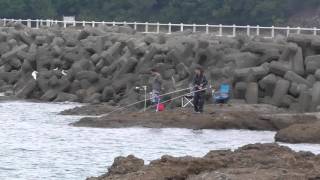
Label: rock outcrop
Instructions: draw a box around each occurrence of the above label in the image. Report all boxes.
[275,122,320,144]
[88,143,320,180]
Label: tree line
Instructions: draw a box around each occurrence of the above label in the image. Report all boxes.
[0,0,319,25]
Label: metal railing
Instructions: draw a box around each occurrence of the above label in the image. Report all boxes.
[1,18,319,38]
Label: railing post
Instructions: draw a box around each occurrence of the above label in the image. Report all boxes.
[286,26,290,37]
[219,24,223,36]
[36,19,39,29]
[46,19,50,27]
[206,24,209,34]
[314,27,317,36]
[168,22,172,34]
[271,26,275,38]
[102,21,105,25]
[180,23,184,32]
[134,22,137,30]
[247,25,250,36]
[92,21,95,27]
[73,20,76,27]
[233,24,236,37]
[27,19,31,28]
[256,25,260,36]
[193,24,196,33]
[145,22,149,33]
[63,20,67,28]
[156,22,160,33]
[18,19,22,24]
[297,27,301,34]
[82,21,85,27]
[112,21,115,26]
[3,18,6,26]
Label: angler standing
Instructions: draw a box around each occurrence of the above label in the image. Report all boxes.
[193,67,208,113]
[150,68,163,104]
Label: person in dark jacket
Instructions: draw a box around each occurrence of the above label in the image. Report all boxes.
[193,67,208,113]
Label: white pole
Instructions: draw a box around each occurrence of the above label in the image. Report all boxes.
[232,24,236,37]
[271,26,275,38]
[134,22,137,30]
[168,22,172,34]
[314,27,317,36]
[145,22,148,33]
[219,24,222,36]
[27,19,31,28]
[143,86,147,112]
[157,22,160,33]
[206,24,209,34]
[36,19,39,29]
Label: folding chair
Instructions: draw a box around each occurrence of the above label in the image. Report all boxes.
[213,84,231,104]
[182,86,194,108]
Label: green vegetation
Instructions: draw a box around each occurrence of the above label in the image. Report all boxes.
[0,0,319,25]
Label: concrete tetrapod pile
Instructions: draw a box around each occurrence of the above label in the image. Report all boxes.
[1,21,320,112]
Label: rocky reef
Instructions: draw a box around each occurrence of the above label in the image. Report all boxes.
[88,143,320,180]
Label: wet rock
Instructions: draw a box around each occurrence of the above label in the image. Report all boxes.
[89,143,320,180]
[275,123,320,144]
[108,155,144,175]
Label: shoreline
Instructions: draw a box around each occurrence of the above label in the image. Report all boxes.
[1,98,320,144]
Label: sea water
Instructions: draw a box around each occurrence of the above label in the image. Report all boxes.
[0,101,319,180]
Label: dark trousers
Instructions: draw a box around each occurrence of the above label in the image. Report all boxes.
[193,92,205,112]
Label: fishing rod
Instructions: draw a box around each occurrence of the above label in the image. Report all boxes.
[142,86,212,112]
[98,85,198,117]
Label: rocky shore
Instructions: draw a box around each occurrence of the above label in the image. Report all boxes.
[62,102,320,144]
[87,143,320,180]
